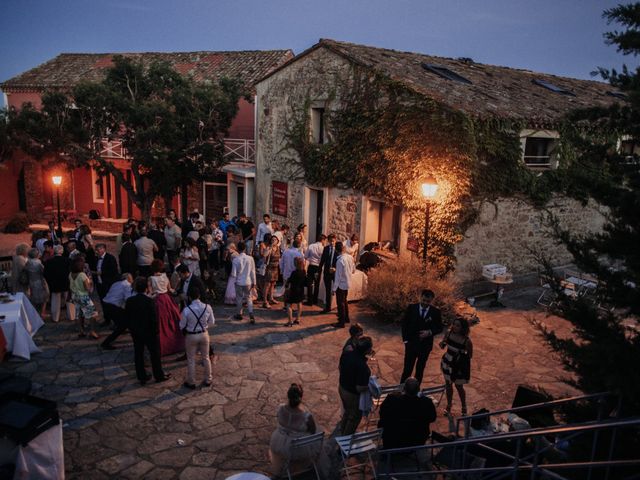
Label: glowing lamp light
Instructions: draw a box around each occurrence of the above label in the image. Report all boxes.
[421,179,438,199]
[52,176,62,186]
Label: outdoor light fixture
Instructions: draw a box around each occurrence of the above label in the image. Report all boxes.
[420,178,438,267]
[52,175,63,238]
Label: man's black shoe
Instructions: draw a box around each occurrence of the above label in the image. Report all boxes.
[183,382,196,390]
[156,373,172,383]
[139,373,152,385]
[331,323,345,328]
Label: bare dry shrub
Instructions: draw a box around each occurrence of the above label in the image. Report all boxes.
[366,258,463,323]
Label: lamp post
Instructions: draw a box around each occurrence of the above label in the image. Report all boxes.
[52,175,63,239]
[420,178,438,267]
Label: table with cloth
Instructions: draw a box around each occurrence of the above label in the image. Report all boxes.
[0,293,44,360]
[318,269,368,306]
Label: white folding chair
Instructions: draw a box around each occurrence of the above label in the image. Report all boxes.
[285,431,325,480]
[335,428,383,479]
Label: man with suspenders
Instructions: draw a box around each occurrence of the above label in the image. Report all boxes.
[179,290,215,389]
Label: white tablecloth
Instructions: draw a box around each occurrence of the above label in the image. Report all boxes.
[0,293,44,360]
[0,421,64,480]
[319,269,368,306]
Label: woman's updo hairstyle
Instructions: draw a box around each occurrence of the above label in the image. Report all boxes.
[287,383,304,408]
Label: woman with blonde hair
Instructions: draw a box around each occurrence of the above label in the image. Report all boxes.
[24,248,49,317]
[69,256,99,338]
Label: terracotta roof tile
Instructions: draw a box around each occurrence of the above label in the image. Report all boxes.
[1,49,294,91]
[268,39,621,125]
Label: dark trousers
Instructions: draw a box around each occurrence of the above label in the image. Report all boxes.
[131,332,164,381]
[323,273,334,311]
[167,250,179,273]
[306,265,320,304]
[96,282,109,301]
[101,304,128,348]
[208,249,221,270]
[401,342,432,386]
[138,265,152,277]
[336,288,350,325]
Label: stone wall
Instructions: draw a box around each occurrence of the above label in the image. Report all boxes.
[455,195,607,281]
[255,47,357,236]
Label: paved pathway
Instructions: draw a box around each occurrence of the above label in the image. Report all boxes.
[1,287,576,479]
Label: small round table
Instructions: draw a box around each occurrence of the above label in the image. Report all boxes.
[488,277,513,308]
[225,473,271,480]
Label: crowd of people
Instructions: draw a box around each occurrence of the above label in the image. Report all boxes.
[7,211,474,477]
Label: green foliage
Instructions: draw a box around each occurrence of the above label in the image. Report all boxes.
[535,2,640,419]
[6,56,246,220]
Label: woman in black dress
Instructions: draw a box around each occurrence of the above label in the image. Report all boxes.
[439,317,473,417]
[284,257,306,326]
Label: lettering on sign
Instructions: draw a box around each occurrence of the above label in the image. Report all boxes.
[272,181,288,217]
[406,236,420,253]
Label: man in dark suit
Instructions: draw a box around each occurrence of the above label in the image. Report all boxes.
[175,264,207,307]
[125,277,171,385]
[318,234,338,313]
[118,233,138,276]
[94,243,119,300]
[400,289,443,386]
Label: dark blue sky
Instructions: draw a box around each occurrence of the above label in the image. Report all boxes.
[0,0,634,94]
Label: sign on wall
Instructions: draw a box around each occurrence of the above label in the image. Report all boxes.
[272,181,288,216]
[406,236,420,253]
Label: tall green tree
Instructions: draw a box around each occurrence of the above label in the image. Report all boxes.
[537,2,640,416]
[6,55,245,220]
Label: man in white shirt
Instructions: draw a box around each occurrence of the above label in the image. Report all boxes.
[273,224,290,254]
[100,274,134,350]
[332,242,356,328]
[256,214,274,244]
[304,234,327,306]
[280,240,304,283]
[231,241,257,323]
[179,290,215,388]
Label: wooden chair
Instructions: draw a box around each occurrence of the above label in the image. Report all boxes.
[284,431,325,480]
[335,428,383,479]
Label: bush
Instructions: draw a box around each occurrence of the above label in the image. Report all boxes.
[3,213,30,233]
[366,257,464,323]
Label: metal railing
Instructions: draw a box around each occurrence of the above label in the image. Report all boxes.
[377,417,640,480]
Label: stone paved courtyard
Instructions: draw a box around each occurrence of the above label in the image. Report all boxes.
[1,286,577,479]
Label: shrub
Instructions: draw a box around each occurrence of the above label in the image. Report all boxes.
[3,213,30,233]
[366,257,464,323]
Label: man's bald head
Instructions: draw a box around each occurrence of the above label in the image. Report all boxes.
[404,377,420,396]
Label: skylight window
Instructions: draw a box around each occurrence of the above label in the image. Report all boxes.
[532,79,575,96]
[607,90,627,100]
[421,63,472,84]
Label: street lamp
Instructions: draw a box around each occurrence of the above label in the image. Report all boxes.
[52,175,63,239]
[420,178,438,266]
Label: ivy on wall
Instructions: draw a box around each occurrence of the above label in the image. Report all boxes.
[280,70,603,275]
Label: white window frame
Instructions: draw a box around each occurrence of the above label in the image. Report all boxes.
[520,129,560,170]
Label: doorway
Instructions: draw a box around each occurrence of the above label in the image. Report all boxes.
[307,188,325,243]
[204,182,227,220]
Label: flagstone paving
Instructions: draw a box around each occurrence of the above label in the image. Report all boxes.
[1,286,577,479]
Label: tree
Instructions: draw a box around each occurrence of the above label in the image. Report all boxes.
[7,55,245,220]
[536,2,640,417]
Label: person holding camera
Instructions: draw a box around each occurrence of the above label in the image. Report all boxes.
[179,290,215,389]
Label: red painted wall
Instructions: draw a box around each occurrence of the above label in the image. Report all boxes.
[0,158,22,220]
[227,97,254,139]
[5,91,42,109]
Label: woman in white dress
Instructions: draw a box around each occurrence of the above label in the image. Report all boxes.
[224,243,239,305]
[345,233,360,262]
[24,248,49,317]
[180,237,201,277]
[11,243,29,294]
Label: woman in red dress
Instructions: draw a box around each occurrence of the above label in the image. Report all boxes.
[148,259,184,356]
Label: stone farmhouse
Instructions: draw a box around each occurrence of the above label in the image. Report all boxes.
[254,39,625,279]
[0,49,293,228]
